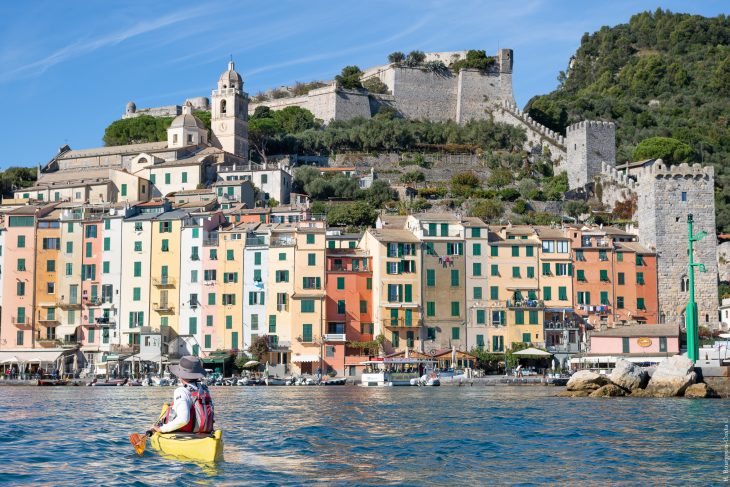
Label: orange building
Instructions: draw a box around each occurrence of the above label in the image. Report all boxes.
[325,247,373,376]
[35,211,62,347]
[569,226,658,327]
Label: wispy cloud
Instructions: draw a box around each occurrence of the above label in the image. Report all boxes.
[0,6,208,83]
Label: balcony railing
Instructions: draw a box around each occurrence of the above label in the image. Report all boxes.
[330,265,369,272]
[246,237,267,246]
[382,318,422,328]
[324,333,347,342]
[153,303,174,313]
[84,297,102,306]
[506,300,544,309]
[56,300,82,309]
[544,320,581,330]
[271,238,295,247]
[110,344,139,354]
[95,317,116,327]
[152,277,176,287]
[38,318,60,326]
[203,236,219,247]
[12,316,31,328]
[59,340,80,348]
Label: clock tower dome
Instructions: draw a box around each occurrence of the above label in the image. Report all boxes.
[211,60,249,158]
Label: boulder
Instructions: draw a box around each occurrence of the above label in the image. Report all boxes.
[608,359,648,391]
[557,390,591,397]
[566,370,609,391]
[684,383,718,399]
[643,355,696,397]
[589,384,627,397]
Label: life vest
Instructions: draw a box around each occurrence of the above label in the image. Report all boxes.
[165,383,214,433]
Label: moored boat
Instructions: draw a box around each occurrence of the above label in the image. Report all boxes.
[37,379,69,386]
[90,378,128,387]
[360,358,438,387]
[149,430,223,463]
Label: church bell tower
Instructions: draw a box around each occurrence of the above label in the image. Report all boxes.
[211,60,249,158]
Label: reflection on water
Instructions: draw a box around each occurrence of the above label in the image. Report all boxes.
[0,386,726,486]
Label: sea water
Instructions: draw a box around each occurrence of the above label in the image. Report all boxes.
[0,386,726,486]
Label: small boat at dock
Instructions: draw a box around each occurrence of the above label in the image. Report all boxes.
[37,379,69,386]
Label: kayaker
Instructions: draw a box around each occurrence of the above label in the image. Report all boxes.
[149,356,214,434]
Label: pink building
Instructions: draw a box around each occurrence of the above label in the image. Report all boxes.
[80,219,104,353]
[572,324,680,372]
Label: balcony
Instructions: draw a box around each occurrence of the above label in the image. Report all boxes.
[95,316,116,327]
[544,320,581,330]
[36,338,60,348]
[506,300,544,309]
[271,238,295,247]
[382,318,422,329]
[110,344,139,354]
[246,237,267,246]
[12,316,32,329]
[203,236,219,247]
[84,297,102,306]
[59,340,80,349]
[330,265,369,273]
[152,277,176,287]
[56,300,82,310]
[153,302,175,313]
[277,303,288,312]
[38,318,60,326]
[324,333,347,342]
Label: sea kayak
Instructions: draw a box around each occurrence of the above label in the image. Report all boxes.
[149,430,223,463]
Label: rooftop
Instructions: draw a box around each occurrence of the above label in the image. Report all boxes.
[369,228,420,243]
[590,324,678,338]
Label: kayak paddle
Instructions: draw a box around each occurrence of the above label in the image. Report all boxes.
[129,431,151,456]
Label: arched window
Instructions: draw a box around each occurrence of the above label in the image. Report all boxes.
[660,312,666,324]
[705,314,709,323]
[680,275,689,292]
[221,99,227,115]
[138,157,147,165]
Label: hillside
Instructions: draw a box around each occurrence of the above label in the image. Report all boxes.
[525,9,730,231]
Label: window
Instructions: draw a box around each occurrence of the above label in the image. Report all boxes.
[302,277,321,289]
[16,282,25,296]
[66,241,73,254]
[491,246,498,257]
[426,269,435,287]
[600,270,609,282]
[637,298,646,310]
[446,242,463,255]
[42,237,60,250]
[554,264,567,276]
[121,184,127,197]
[491,264,499,276]
[473,263,482,276]
[134,222,143,232]
[556,241,569,253]
[512,246,519,257]
[451,270,459,287]
[205,335,211,348]
[617,296,624,309]
[490,286,499,300]
[134,262,141,277]
[542,263,551,276]
[278,252,286,261]
[66,263,73,276]
[542,240,554,253]
[426,301,435,316]
[307,253,316,266]
[526,266,534,278]
[515,310,524,324]
[306,234,315,245]
[360,300,367,314]
[577,270,586,282]
[600,291,609,305]
[492,335,504,352]
[404,284,412,303]
[253,269,262,282]
[473,287,482,300]
[223,294,236,305]
[636,272,645,285]
[576,250,585,261]
[337,277,345,290]
[275,270,289,282]
[577,292,591,305]
[190,270,198,283]
[599,250,607,261]
[206,316,213,327]
[391,331,400,348]
[17,258,26,271]
[618,272,625,285]
[366,278,372,290]
[543,287,552,301]
[476,310,486,325]
[512,266,520,278]
[17,235,25,248]
[225,315,232,329]
[261,174,268,185]
[622,337,630,353]
[451,301,460,317]
[558,286,567,301]
[133,288,141,301]
[636,255,645,266]
[337,300,345,314]
[47,260,56,272]
[161,239,169,252]
[164,173,171,185]
[159,222,172,233]
[526,246,534,257]
[617,252,623,262]
[472,243,481,256]
[16,330,24,346]
[659,337,667,352]
[208,293,216,305]
[85,242,92,258]
[250,315,259,331]
[301,300,315,313]
[451,327,460,340]
[387,262,399,275]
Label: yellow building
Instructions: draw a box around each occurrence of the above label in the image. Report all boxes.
[265,224,297,370]
[218,222,245,351]
[360,228,421,354]
[149,211,184,340]
[486,226,543,352]
[289,227,326,374]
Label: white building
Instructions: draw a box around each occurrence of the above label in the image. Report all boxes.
[176,215,207,357]
[217,161,293,205]
[98,209,127,360]
[243,223,272,350]
[720,298,730,331]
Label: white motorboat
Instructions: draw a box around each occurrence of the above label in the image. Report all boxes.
[360,358,437,387]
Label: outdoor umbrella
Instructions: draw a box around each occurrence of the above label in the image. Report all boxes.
[243,360,259,368]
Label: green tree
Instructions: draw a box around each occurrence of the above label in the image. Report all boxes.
[451,171,481,197]
[564,200,590,220]
[470,199,503,221]
[251,106,273,119]
[267,198,279,208]
[513,199,528,214]
[400,170,426,186]
[335,66,363,90]
[388,51,405,64]
[103,115,173,146]
[404,50,426,67]
[362,77,389,94]
[326,201,377,227]
[450,50,497,73]
[362,180,396,208]
[248,335,270,362]
[193,110,211,131]
[248,118,283,163]
[487,169,513,188]
[542,173,568,201]
[632,137,695,165]
[0,167,37,196]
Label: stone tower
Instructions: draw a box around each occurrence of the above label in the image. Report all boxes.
[565,121,616,189]
[635,160,719,328]
[211,60,249,158]
[497,48,515,105]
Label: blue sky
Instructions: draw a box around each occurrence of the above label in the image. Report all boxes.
[0,0,727,168]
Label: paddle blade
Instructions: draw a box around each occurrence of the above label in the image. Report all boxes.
[129,433,147,456]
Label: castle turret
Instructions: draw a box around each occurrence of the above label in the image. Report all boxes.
[211,60,249,157]
[565,121,616,189]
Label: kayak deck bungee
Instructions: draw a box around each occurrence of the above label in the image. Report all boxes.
[149,430,223,463]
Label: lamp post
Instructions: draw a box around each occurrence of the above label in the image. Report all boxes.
[686,214,707,363]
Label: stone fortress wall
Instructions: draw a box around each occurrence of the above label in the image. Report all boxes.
[563,121,616,189]
[492,101,566,163]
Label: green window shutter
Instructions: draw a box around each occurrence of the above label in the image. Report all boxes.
[208,293,216,305]
[526,246,534,257]
[472,228,481,238]
[360,300,367,314]
[622,337,630,353]
[529,310,538,324]
[512,267,520,278]
[103,237,110,251]
[568,263,573,276]
[165,173,170,184]
[306,234,315,244]
[451,269,459,286]
[511,246,519,257]
[527,267,534,278]
[182,172,188,183]
[133,288,140,301]
[490,246,498,257]
[308,253,316,266]
[490,286,498,300]
[473,286,482,300]
[85,242,92,258]
[473,263,482,276]
[476,334,485,346]
[337,300,345,314]
[302,324,313,342]
[254,252,262,265]
[600,291,609,305]
[404,284,412,303]
[404,309,412,326]
[121,184,127,197]
[391,331,400,348]
[637,298,645,310]
[637,272,645,285]
[617,296,624,309]
[366,278,372,290]
[428,223,436,236]
[134,261,141,277]
[618,272,625,285]
[544,286,552,300]
[226,315,232,329]
[398,284,403,302]
[451,327,460,340]
[585,292,591,305]
[269,315,277,333]
[577,269,585,281]
[227,249,234,261]
[491,265,498,276]
[205,335,211,348]
[426,269,435,287]
[476,310,485,325]
[451,301,460,317]
[440,223,448,237]
[337,277,345,290]
[522,332,531,343]
[473,243,481,256]
[542,263,550,276]
[189,317,197,335]
[616,252,623,262]
[528,290,537,301]
[515,310,524,325]
[426,302,435,316]
[600,270,609,282]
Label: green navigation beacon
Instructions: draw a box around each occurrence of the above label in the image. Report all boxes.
[685,213,707,363]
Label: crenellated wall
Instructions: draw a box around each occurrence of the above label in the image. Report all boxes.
[564,120,616,189]
[492,100,566,162]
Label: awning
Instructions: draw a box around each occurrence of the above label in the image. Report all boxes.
[0,350,67,364]
[291,354,320,363]
[512,347,553,357]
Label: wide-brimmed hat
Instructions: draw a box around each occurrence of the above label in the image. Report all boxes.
[169,356,207,380]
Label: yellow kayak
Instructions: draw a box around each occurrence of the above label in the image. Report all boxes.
[149,429,223,463]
